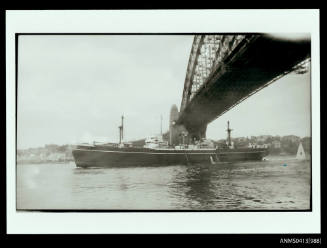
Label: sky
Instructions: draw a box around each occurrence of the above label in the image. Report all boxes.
[17,35,311,149]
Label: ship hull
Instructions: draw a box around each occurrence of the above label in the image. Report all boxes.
[72,147,268,168]
[217,148,268,162]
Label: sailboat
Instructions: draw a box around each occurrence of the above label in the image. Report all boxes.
[296,142,306,160]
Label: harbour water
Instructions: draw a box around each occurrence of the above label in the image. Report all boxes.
[17,156,311,210]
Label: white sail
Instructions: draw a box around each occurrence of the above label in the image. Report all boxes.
[296,142,306,160]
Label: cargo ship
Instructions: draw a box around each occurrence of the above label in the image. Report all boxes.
[72,117,268,168]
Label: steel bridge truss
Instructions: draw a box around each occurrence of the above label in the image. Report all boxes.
[180,34,247,112]
[180,34,310,113]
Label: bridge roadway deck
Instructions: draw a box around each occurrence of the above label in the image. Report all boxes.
[177,35,311,136]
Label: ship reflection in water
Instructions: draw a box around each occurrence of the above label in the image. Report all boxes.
[17,157,310,210]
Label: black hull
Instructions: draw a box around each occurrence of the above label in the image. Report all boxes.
[72,147,268,168]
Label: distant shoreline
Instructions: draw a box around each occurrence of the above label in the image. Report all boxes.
[16,135,311,165]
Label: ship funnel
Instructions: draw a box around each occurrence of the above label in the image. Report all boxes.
[169,105,179,146]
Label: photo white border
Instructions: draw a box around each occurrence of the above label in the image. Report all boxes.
[6,9,320,234]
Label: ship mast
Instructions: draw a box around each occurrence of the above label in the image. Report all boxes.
[119,115,124,144]
[121,115,124,142]
[160,115,163,136]
[226,121,233,147]
[119,126,121,144]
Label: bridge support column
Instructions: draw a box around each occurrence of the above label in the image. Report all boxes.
[188,124,207,142]
[169,104,208,146]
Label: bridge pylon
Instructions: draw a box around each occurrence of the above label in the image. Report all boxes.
[169,104,206,146]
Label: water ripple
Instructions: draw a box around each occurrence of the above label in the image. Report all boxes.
[17,158,311,210]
